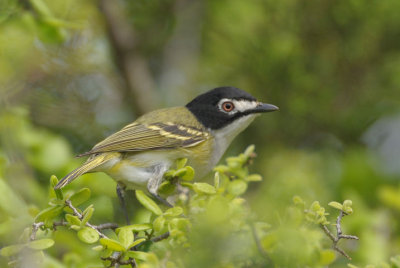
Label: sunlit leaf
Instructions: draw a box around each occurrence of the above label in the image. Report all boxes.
[164,207,183,217]
[99,238,125,252]
[118,227,134,249]
[27,239,55,250]
[0,244,25,257]
[35,205,64,222]
[69,188,91,207]
[135,190,162,216]
[227,180,247,196]
[78,227,99,244]
[193,183,216,195]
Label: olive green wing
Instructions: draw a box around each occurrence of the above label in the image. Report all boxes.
[78,122,209,157]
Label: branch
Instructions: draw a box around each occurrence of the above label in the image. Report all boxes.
[99,0,159,116]
[65,199,108,239]
[30,222,44,241]
[320,211,359,260]
[250,223,273,265]
[150,231,170,243]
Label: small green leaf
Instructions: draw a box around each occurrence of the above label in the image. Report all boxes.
[244,145,255,157]
[214,172,220,189]
[0,244,25,257]
[65,214,81,226]
[135,190,163,215]
[78,227,99,244]
[99,238,125,252]
[81,206,94,226]
[158,181,176,196]
[227,180,247,196]
[164,207,183,217]
[35,205,64,222]
[328,201,343,211]
[92,245,104,251]
[181,166,195,181]
[50,175,63,200]
[193,183,216,195]
[245,174,262,182]
[293,195,305,206]
[118,227,134,249]
[70,225,81,231]
[153,216,166,232]
[69,188,91,206]
[27,239,55,250]
[310,201,321,212]
[342,200,353,214]
[125,250,153,261]
[214,165,229,173]
[128,238,146,249]
[173,168,187,178]
[124,224,153,232]
[319,249,336,265]
[175,158,187,169]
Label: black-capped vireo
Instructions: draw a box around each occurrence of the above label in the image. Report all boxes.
[55,87,278,204]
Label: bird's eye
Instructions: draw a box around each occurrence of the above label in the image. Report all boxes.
[221,101,235,112]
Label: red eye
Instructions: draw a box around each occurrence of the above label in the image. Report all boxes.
[222,101,235,112]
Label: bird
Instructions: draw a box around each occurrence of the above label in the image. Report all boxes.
[55,86,278,207]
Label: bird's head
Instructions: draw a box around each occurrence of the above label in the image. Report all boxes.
[186,86,278,131]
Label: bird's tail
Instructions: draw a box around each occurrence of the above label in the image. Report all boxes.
[54,153,115,189]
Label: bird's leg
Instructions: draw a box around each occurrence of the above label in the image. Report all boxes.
[116,183,131,224]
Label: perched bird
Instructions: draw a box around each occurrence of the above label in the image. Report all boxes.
[55,86,278,205]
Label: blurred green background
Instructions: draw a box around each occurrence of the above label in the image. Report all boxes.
[1,0,400,267]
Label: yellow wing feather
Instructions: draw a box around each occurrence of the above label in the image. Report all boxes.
[78,107,209,157]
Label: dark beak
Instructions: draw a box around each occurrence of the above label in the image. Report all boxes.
[252,102,279,113]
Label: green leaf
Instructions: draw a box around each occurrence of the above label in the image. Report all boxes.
[193,183,216,195]
[175,158,188,169]
[78,227,99,244]
[118,227,134,249]
[181,166,195,181]
[128,238,146,249]
[27,239,55,250]
[69,188,91,206]
[99,238,125,252]
[153,216,166,232]
[173,168,187,178]
[310,201,321,212]
[343,200,353,214]
[35,205,64,222]
[245,174,262,182]
[65,214,81,226]
[214,172,220,189]
[50,175,63,200]
[244,144,255,157]
[81,206,94,226]
[158,181,176,196]
[125,250,153,261]
[328,201,343,211]
[0,244,25,257]
[319,249,336,265]
[124,224,153,232]
[92,245,104,251]
[227,180,247,196]
[164,207,183,217]
[135,190,163,215]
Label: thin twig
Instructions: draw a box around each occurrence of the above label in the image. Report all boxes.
[30,222,44,241]
[150,231,170,242]
[320,211,359,260]
[65,199,107,238]
[97,223,119,230]
[250,223,273,265]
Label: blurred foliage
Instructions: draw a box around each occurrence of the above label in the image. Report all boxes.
[1,0,400,267]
